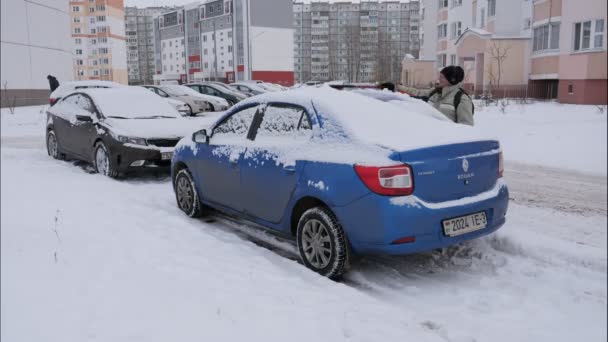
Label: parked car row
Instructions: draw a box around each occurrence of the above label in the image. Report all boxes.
[45,81,508,280]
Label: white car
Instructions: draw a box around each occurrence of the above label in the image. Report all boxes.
[146,85,229,114]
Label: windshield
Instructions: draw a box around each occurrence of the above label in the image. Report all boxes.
[91,88,180,119]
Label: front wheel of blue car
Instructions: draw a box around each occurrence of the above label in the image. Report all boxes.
[297,207,351,279]
[175,168,204,218]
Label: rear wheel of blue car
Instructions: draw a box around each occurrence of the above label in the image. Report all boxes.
[175,169,204,218]
[297,207,351,279]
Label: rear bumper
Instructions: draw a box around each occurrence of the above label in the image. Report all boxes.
[332,181,509,255]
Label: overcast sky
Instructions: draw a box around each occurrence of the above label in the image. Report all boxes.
[125,0,412,8]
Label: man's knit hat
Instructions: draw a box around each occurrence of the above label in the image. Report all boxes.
[440,65,465,85]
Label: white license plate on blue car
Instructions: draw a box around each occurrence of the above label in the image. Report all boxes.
[161,152,173,160]
[442,212,487,237]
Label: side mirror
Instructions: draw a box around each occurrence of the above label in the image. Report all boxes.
[192,129,209,144]
[75,115,93,122]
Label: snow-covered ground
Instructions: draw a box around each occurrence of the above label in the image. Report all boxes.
[476,101,607,176]
[1,104,606,342]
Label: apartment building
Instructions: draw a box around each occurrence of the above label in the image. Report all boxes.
[529,0,606,104]
[153,0,294,85]
[125,7,169,85]
[1,0,72,107]
[454,0,532,95]
[294,1,421,84]
[70,0,127,84]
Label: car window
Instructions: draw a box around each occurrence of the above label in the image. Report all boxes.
[156,88,169,97]
[211,106,258,144]
[204,86,218,96]
[254,104,312,143]
[51,94,95,122]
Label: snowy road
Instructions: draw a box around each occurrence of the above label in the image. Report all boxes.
[2,106,606,342]
[505,161,607,216]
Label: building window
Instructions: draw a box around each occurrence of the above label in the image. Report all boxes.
[450,54,456,65]
[533,22,560,52]
[76,59,83,65]
[438,0,448,9]
[73,17,80,23]
[97,16,106,22]
[524,18,531,30]
[480,8,485,28]
[96,5,105,11]
[75,38,81,44]
[72,6,79,12]
[568,84,574,94]
[75,49,82,55]
[74,28,81,34]
[437,24,447,39]
[487,0,496,17]
[451,0,462,8]
[437,54,447,67]
[450,21,462,39]
[574,19,604,51]
[89,7,94,13]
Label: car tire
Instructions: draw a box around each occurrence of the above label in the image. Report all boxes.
[185,104,194,116]
[94,142,119,178]
[297,207,351,279]
[46,130,65,160]
[174,168,204,218]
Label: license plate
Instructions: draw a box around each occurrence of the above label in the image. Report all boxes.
[161,152,173,160]
[442,212,487,237]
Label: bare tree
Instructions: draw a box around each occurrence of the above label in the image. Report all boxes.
[485,41,511,96]
[2,81,17,114]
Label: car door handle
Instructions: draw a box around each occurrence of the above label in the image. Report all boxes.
[283,165,296,173]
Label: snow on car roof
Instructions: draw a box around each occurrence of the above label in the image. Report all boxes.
[51,80,125,98]
[81,87,180,119]
[238,86,495,152]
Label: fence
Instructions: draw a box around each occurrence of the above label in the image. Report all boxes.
[465,81,559,101]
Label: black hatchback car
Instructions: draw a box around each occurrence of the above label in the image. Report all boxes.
[46,87,204,177]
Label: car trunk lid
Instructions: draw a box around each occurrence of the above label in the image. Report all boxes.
[391,140,501,203]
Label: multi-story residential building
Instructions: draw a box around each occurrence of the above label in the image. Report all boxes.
[454,0,532,95]
[70,0,127,84]
[1,0,72,107]
[153,0,294,85]
[404,0,532,91]
[294,1,420,84]
[125,7,170,85]
[405,0,606,104]
[528,0,606,104]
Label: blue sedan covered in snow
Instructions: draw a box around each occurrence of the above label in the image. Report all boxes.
[171,87,509,279]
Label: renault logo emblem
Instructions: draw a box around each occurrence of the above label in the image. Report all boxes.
[462,158,469,173]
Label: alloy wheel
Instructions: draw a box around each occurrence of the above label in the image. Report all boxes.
[301,219,333,269]
[176,176,194,213]
[95,146,110,176]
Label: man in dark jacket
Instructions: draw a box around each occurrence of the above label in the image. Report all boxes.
[47,75,60,92]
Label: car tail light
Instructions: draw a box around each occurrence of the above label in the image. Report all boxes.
[49,98,57,106]
[354,164,414,196]
[498,152,504,178]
